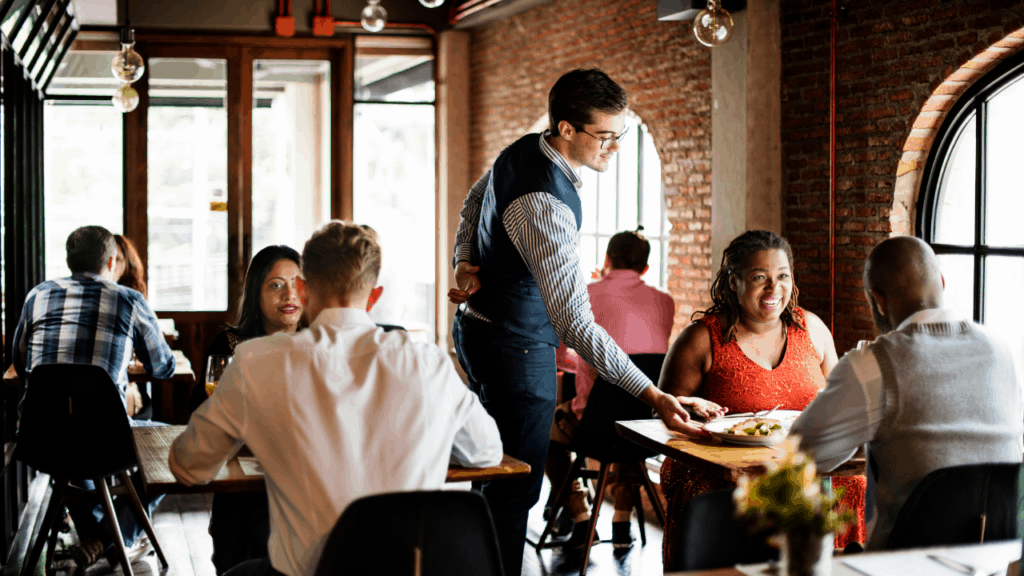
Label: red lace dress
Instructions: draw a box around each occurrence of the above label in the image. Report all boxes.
[661,309,866,566]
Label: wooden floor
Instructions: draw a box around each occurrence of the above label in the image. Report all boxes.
[50,477,663,576]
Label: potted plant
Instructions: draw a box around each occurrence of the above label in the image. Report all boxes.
[733,436,855,576]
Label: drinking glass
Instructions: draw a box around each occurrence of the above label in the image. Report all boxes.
[205,355,232,397]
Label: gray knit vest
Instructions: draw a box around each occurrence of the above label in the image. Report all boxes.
[867,320,1023,549]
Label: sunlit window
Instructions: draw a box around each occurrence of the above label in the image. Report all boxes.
[353,45,435,342]
[146,57,229,311]
[577,113,669,290]
[252,59,331,255]
[920,55,1024,379]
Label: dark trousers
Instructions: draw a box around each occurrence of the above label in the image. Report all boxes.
[453,309,557,576]
[222,557,286,576]
[210,492,271,575]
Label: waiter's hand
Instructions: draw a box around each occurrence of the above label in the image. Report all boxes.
[642,387,712,438]
[126,382,143,418]
[448,262,482,304]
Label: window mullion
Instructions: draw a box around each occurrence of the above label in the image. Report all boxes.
[974,101,986,323]
[637,125,644,229]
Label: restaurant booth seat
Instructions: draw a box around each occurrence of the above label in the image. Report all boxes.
[533,353,668,576]
[313,490,503,576]
[885,461,1022,550]
[668,488,778,571]
[13,363,168,576]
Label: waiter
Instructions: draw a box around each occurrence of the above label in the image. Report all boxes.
[450,69,723,575]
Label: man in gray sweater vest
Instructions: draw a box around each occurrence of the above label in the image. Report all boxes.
[791,236,1023,549]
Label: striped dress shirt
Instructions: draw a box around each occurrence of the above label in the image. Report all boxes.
[454,132,652,398]
[12,272,176,405]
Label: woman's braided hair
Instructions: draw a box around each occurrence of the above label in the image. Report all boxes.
[302,221,381,302]
[693,230,804,342]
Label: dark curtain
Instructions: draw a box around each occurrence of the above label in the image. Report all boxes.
[1,43,46,552]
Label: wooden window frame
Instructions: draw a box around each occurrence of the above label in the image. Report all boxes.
[123,34,354,326]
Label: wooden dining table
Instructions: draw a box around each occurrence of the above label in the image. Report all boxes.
[615,419,865,482]
[665,538,1021,575]
[132,425,532,497]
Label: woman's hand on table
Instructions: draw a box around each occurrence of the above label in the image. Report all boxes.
[679,396,728,420]
[126,382,143,417]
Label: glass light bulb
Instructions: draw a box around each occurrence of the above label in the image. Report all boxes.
[112,83,140,113]
[693,3,734,47]
[111,42,146,83]
[418,0,444,7]
[360,0,387,32]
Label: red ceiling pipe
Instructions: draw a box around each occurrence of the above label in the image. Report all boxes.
[829,0,838,334]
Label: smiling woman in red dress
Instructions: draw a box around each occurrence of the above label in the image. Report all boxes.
[658,230,866,567]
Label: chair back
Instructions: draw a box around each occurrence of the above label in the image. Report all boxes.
[669,488,777,571]
[886,462,1021,550]
[15,363,138,479]
[313,490,503,576]
[573,353,665,463]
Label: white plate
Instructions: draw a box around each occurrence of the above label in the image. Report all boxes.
[703,410,802,446]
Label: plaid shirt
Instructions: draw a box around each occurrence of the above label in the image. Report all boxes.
[12,272,176,402]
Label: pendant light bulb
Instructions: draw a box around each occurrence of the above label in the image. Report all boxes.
[693,0,734,47]
[418,0,444,7]
[112,83,140,113]
[111,27,145,83]
[360,0,388,32]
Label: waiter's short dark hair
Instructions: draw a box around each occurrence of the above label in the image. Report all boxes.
[548,69,628,133]
[606,229,650,273]
[66,226,116,274]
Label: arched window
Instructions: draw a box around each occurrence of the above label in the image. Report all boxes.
[918,50,1024,376]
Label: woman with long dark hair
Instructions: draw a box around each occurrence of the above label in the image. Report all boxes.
[188,244,303,575]
[113,235,147,297]
[658,230,866,567]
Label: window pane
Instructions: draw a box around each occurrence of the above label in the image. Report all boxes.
[597,167,616,233]
[641,127,664,235]
[579,234,598,281]
[355,53,434,103]
[147,58,228,311]
[984,256,1024,381]
[252,59,331,255]
[934,115,976,246]
[43,104,124,280]
[936,254,974,319]
[985,76,1024,247]
[353,103,435,342]
[616,118,639,231]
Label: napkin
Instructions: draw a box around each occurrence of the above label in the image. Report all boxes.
[238,457,265,476]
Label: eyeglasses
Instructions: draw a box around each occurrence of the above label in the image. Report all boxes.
[577,126,630,150]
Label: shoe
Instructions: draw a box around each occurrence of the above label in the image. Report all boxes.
[551,508,574,537]
[611,521,635,550]
[105,534,154,566]
[70,537,105,569]
[562,522,599,550]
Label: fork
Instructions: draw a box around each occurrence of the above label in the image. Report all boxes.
[927,553,1002,576]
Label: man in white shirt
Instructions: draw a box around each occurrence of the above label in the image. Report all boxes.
[791,236,1023,549]
[169,222,503,576]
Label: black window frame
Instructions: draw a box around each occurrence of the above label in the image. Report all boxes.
[916,48,1024,324]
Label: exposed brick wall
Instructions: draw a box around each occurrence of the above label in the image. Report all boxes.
[781,0,1024,354]
[468,0,714,331]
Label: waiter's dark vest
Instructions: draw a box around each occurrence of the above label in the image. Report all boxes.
[469,134,582,346]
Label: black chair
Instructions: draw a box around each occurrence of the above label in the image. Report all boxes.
[313,490,503,576]
[886,462,1022,550]
[668,488,777,571]
[14,363,168,576]
[535,353,668,576]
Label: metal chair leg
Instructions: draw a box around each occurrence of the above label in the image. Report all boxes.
[97,477,134,576]
[534,456,585,549]
[117,471,168,567]
[637,461,666,527]
[22,479,69,576]
[580,462,610,576]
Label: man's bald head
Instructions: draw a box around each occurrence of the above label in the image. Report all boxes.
[863,236,944,332]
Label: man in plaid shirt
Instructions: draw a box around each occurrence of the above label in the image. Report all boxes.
[12,225,175,568]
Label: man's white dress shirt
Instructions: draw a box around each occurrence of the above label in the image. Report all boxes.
[169,308,502,576]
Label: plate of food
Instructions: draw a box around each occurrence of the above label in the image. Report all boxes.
[703,410,802,446]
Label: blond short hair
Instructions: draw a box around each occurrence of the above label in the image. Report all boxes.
[301,221,382,301]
